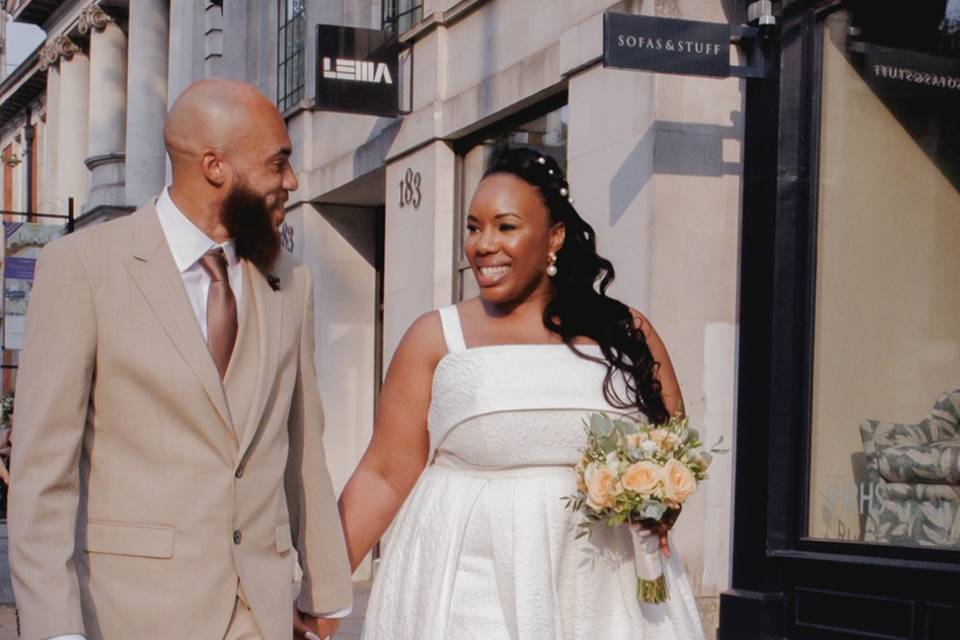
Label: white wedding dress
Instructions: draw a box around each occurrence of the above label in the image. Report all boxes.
[362,306,705,640]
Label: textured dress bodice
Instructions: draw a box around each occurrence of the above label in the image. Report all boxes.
[362,306,705,640]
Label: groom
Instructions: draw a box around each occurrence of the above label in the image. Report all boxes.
[8,79,352,639]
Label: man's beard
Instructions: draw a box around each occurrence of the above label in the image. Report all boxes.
[222,179,282,273]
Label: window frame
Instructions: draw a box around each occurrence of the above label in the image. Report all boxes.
[381,0,424,35]
[277,0,306,112]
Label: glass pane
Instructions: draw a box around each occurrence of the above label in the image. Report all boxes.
[456,104,569,300]
[460,268,481,302]
[808,9,960,549]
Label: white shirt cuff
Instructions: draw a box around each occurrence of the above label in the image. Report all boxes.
[47,635,86,640]
[310,605,352,619]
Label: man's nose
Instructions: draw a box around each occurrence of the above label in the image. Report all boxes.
[283,165,299,192]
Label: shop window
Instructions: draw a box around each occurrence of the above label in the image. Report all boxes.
[277,0,306,112]
[455,102,569,301]
[808,7,960,550]
[382,0,423,35]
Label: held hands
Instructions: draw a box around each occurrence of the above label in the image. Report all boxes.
[293,606,340,640]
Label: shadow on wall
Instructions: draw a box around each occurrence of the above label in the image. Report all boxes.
[353,117,401,180]
[609,116,743,225]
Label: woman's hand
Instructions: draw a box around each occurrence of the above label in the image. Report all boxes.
[635,506,681,557]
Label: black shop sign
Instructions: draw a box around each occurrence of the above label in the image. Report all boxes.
[315,24,403,116]
[603,13,731,78]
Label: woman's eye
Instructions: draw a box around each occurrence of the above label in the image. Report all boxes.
[466,225,478,233]
[499,224,516,231]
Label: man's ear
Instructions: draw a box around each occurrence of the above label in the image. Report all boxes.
[200,149,226,187]
[549,221,566,254]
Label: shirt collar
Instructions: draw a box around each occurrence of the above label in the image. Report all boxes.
[155,187,238,273]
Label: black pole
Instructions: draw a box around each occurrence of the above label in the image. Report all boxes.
[23,108,34,217]
[67,197,75,234]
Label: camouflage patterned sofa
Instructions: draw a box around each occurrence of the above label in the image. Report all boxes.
[859,389,960,548]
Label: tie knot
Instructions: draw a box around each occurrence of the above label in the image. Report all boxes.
[199,248,229,282]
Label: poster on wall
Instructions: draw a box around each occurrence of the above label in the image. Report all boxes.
[2,222,64,350]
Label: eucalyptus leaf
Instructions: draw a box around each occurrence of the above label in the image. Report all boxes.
[640,500,668,521]
[590,413,614,438]
[615,418,638,434]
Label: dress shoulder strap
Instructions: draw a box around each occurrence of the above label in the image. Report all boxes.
[437,305,467,353]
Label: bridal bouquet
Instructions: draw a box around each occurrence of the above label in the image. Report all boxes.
[564,412,721,604]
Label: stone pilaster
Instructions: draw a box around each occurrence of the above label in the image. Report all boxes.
[81,4,129,213]
[125,0,170,207]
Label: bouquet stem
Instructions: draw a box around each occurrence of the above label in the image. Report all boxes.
[630,527,668,604]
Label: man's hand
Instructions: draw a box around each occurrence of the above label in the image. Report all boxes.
[293,606,340,640]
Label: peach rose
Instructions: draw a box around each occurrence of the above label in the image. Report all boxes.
[662,459,697,506]
[620,461,661,496]
[663,433,681,450]
[585,463,617,510]
[649,429,670,447]
[625,433,643,449]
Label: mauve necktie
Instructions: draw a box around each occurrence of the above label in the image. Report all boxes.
[199,248,237,379]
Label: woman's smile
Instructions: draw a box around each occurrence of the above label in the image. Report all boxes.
[476,262,512,285]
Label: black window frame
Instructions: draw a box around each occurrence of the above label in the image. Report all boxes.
[277,0,306,112]
[382,0,424,34]
[721,1,960,638]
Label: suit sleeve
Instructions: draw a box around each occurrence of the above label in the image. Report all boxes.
[8,242,96,638]
[286,269,353,615]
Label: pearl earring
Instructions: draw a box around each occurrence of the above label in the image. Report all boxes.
[546,252,558,277]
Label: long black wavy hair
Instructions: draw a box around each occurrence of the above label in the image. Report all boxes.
[482,146,669,425]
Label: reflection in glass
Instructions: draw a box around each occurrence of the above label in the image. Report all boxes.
[807,11,960,550]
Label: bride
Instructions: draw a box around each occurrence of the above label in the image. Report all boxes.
[334,147,705,639]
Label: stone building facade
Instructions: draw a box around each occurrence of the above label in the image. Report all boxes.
[0,2,746,631]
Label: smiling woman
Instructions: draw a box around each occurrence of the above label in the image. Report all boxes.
[337,146,701,640]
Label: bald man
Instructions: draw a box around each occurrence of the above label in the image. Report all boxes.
[8,79,352,640]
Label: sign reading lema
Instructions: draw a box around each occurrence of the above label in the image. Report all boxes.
[315,24,402,117]
[603,13,731,78]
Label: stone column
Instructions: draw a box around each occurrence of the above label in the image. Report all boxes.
[40,59,61,212]
[125,0,170,207]
[80,3,128,211]
[41,35,89,213]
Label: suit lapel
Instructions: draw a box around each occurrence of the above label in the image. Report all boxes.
[121,205,236,443]
[237,260,282,458]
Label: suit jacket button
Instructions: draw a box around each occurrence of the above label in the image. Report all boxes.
[235,465,244,479]
[233,530,242,545]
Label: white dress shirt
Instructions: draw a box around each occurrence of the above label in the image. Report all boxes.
[49,192,344,640]
[156,187,243,339]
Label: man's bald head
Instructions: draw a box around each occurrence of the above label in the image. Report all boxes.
[164,79,286,169]
[161,78,298,251]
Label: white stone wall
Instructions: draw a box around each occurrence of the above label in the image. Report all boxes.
[382,141,456,363]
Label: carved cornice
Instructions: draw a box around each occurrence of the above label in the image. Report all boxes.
[77,3,114,35]
[39,35,82,71]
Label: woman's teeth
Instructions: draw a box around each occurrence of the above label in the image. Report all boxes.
[480,265,510,279]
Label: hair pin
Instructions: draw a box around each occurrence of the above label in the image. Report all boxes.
[559,187,569,197]
[536,156,546,165]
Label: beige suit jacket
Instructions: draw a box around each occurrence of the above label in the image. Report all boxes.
[7,203,352,639]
